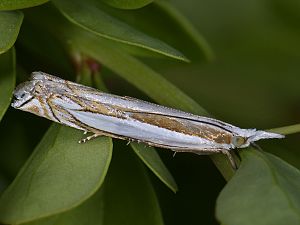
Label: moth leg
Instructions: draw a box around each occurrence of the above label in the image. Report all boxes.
[79,129,124,143]
[79,133,102,143]
[221,150,238,170]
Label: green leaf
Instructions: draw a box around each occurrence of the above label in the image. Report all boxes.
[95,0,213,60]
[155,0,214,60]
[101,0,153,9]
[0,48,16,121]
[0,11,23,54]
[23,187,105,225]
[0,0,48,10]
[23,147,164,225]
[0,124,112,224]
[100,148,164,225]
[17,19,74,76]
[52,0,188,61]
[130,143,178,193]
[216,149,300,225]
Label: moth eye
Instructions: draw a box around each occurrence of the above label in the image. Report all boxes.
[14,92,26,100]
[232,136,246,147]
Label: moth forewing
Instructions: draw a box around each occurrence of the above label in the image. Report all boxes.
[66,109,228,150]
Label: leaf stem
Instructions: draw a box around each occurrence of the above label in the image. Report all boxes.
[268,123,300,135]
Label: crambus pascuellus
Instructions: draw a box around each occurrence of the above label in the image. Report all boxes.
[11,72,284,168]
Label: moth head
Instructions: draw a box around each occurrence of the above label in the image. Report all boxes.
[11,79,49,117]
[11,81,36,110]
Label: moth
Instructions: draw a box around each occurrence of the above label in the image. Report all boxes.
[11,72,284,168]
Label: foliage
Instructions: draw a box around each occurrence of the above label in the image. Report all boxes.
[0,0,299,224]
